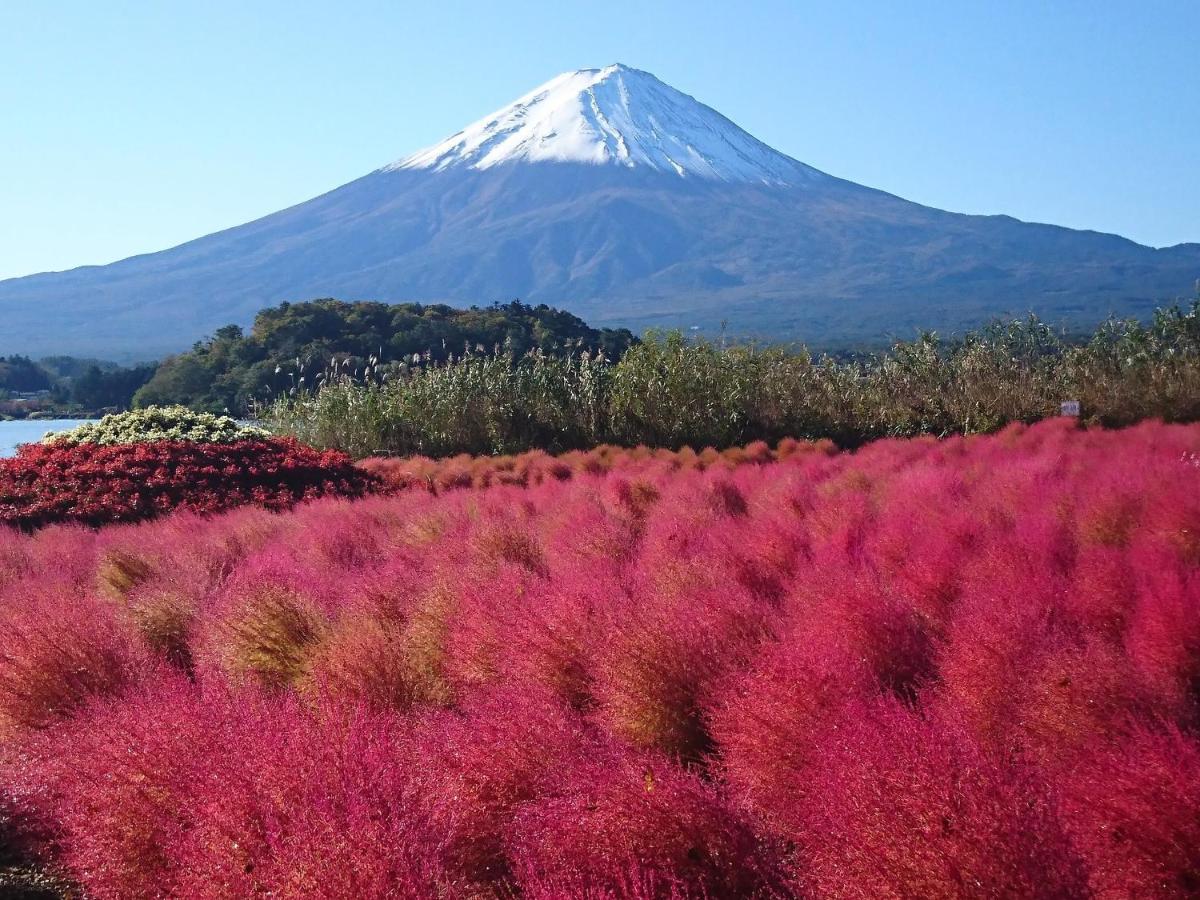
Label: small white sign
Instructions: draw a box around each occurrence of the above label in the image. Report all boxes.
[1060,400,1081,417]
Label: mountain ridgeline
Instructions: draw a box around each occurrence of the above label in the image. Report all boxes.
[1,64,1197,359]
[133,299,636,414]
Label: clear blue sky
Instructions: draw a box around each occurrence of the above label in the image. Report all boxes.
[3,0,1197,278]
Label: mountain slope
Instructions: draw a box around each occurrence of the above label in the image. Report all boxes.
[2,64,1197,358]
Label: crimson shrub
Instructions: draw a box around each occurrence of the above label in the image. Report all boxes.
[0,438,374,529]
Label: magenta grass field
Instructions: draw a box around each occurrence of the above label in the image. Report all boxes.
[0,420,1197,898]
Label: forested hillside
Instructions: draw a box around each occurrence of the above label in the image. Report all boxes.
[134,300,637,414]
[0,354,155,418]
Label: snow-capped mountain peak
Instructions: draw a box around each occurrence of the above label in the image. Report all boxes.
[385,64,825,186]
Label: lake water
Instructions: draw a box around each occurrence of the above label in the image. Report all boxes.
[0,419,90,457]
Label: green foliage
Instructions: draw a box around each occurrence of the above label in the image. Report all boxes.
[43,406,268,446]
[69,363,158,409]
[0,355,155,413]
[607,332,864,448]
[267,349,611,459]
[268,302,1200,458]
[133,299,637,414]
[0,356,53,393]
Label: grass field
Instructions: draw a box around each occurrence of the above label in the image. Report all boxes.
[0,420,1197,897]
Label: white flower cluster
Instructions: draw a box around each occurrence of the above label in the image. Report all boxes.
[43,406,270,446]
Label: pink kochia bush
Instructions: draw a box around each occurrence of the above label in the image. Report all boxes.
[0,419,1197,897]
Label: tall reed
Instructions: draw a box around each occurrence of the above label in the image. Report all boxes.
[267,303,1200,456]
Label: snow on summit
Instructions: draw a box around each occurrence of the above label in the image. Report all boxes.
[387,64,825,185]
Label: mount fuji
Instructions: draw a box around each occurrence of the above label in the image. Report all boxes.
[3,63,1198,358]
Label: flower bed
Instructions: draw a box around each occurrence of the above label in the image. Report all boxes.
[43,406,268,445]
[0,438,374,528]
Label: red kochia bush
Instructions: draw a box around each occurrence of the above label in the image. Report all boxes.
[1059,726,1200,898]
[791,698,1090,899]
[357,437,828,496]
[0,421,1198,898]
[0,591,144,733]
[20,680,447,900]
[0,438,375,529]
[508,750,780,899]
